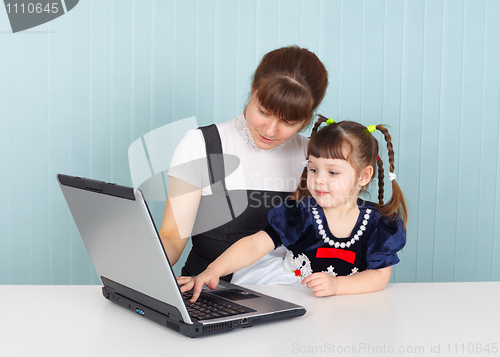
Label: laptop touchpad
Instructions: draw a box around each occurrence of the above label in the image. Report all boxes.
[211,289,260,301]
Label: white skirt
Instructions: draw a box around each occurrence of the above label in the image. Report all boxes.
[230,245,303,287]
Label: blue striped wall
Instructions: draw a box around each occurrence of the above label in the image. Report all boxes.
[1,0,499,284]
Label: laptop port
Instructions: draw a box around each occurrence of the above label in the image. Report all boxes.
[241,317,249,325]
[136,308,145,316]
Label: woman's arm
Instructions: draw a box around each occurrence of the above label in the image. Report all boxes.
[301,266,392,297]
[177,230,275,302]
[158,176,202,266]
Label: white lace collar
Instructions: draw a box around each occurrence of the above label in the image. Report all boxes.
[233,113,285,153]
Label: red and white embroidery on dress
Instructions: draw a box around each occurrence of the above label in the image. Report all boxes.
[283,250,312,280]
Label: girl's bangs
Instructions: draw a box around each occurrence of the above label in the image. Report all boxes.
[308,128,353,161]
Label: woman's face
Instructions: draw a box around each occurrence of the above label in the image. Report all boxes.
[245,94,305,150]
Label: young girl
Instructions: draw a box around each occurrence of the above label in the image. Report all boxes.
[177,116,407,301]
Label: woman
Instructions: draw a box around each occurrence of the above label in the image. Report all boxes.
[159,46,328,281]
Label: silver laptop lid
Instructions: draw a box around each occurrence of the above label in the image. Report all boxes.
[57,174,192,324]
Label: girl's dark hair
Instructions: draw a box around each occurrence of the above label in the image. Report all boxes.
[292,115,407,228]
[251,46,328,131]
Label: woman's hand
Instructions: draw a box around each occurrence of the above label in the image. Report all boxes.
[176,268,221,302]
[301,272,338,297]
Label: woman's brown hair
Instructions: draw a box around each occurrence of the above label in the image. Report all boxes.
[251,46,328,131]
[292,115,407,228]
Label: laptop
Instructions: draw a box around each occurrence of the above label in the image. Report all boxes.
[56,174,306,337]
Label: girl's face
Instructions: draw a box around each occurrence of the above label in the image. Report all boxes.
[306,156,370,209]
[245,94,305,150]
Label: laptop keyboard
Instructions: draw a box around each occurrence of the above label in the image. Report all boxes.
[183,291,255,321]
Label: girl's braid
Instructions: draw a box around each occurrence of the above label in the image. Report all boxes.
[373,124,407,228]
[377,125,395,173]
[377,157,384,204]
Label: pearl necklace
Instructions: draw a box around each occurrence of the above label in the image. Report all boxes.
[312,207,373,248]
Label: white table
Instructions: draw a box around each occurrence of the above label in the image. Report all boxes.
[1,283,499,357]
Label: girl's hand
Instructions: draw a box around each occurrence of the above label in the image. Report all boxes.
[301,272,338,297]
[176,269,220,302]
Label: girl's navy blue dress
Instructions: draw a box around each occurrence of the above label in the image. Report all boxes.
[261,197,406,279]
